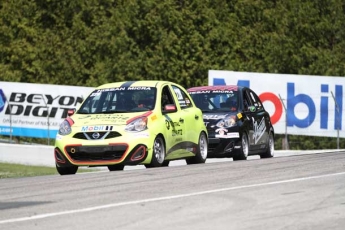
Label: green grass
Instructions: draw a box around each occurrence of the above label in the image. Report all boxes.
[0,162,95,179]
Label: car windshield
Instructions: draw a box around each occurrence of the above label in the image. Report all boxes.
[77,86,157,114]
[189,90,239,112]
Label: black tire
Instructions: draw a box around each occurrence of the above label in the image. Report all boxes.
[56,164,78,175]
[145,136,165,168]
[233,133,249,161]
[108,164,125,171]
[162,161,170,167]
[186,132,208,165]
[260,132,274,158]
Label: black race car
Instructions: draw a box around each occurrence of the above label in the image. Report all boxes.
[187,85,274,160]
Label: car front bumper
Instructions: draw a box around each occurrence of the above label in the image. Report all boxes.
[54,132,153,167]
[207,137,242,158]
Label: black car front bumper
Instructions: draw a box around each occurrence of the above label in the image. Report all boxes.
[207,137,242,158]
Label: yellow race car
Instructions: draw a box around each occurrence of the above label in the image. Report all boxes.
[54,80,208,175]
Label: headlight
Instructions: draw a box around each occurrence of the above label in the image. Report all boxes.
[216,116,236,128]
[58,120,72,135]
[125,117,148,132]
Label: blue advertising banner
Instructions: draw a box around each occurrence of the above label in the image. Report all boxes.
[0,82,93,139]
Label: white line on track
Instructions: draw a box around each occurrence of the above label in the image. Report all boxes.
[1,171,345,224]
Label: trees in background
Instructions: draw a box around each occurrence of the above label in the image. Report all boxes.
[1,0,344,87]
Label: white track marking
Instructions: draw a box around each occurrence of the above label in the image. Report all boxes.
[1,171,345,224]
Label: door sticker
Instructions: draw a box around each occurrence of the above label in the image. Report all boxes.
[252,117,266,144]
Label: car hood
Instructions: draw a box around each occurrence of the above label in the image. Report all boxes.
[70,111,152,127]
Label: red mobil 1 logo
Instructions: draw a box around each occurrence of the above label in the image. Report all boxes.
[213,78,343,130]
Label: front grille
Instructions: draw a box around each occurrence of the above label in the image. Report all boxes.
[66,145,127,161]
[73,131,122,140]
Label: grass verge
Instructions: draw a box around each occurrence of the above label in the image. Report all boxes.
[0,162,95,179]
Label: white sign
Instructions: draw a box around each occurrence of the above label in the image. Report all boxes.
[209,70,345,138]
[0,82,93,138]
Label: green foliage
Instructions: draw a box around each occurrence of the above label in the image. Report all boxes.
[1,0,345,148]
[0,162,96,178]
[1,0,344,86]
[0,162,58,178]
[274,134,345,150]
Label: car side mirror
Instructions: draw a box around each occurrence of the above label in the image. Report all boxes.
[67,109,76,116]
[163,104,177,113]
[248,106,256,113]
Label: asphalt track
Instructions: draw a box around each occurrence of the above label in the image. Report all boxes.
[1,150,345,230]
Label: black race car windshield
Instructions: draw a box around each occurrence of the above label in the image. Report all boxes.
[77,87,157,114]
[190,90,239,112]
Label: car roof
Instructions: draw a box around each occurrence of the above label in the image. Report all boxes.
[96,80,175,89]
[187,85,241,92]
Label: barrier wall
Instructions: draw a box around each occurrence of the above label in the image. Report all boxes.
[1,143,339,168]
[0,143,54,167]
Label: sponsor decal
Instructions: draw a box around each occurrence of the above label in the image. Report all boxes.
[165,120,170,130]
[151,114,157,121]
[227,132,240,138]
[215,127,228,136]
[89,114,129,123]
[96,87,125,92]
[186,147,195,152]
[252,117,266,144]
[128,87,151,90]
[203,114,227,120]
[172,129,183,136]
[189,90,211,94]
[215,132,239,139]
[81,125,113,132]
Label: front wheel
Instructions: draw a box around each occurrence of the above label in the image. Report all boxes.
[56,164,78,175]
[233,133,249,161]
[186,132,208,165]
[145,136,165,168]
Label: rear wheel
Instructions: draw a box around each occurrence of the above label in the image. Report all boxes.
[233,133,249,161]
[56,164,78,175]
[108,164,125,171]
[186,132,208,165]
[260,132,274,158]
[145,136,165,168]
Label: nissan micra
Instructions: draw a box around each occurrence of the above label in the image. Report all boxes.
[55,80,208,175]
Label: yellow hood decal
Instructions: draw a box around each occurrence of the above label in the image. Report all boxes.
[72,112,149,126]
